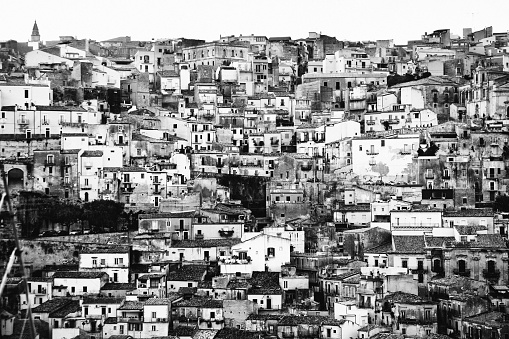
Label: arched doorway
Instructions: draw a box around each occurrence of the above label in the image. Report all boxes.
[458,259,466,273]
[7,168,24,191]
[84,192,89,202]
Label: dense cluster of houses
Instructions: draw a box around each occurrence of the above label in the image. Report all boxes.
[1,22,509,339]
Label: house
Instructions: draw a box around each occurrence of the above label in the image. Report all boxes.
[225,233,291,274]
[52,271,109,296]
[462,312,509,339]
[172,297,224,330]
[247,272,283,312]
[376,291,438,336]
[79,247,130,283]
[20,277,53,310]
[100,283,137,298]
[166,238,241,263]
[277,315,359,339]
[167,265,207,293]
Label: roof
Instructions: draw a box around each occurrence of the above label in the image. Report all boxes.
[248,271,282,295]
[168,265,207,281]
[173,297,223,308]
[390,75,461,89]
[383,291,436,305]
[81,150,103,157]
[49,300,80,318]
[144,297,177,305]
[464,311,509,327]
[335,204,371,212]
[118,301,145,310]
[424,236,456,248]
[32,298,73,313]
[278,314,346,326]
[52,271,107,279]
[82,297,123,305]
[444,208,494,217]
[139,211,196,219]
[454,225,488,235]
[158,70,179,77]
[364,242,393,254]
[82,246,129,254]
[171,238,241,248]
[392,235,425,254]
[247,313,285,321]
[216,328,260,339]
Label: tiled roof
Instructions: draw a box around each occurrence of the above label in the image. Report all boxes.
[464,311,508,327]
[216,328,260,339]
[49,300,80,318]
[278,314,346,326]
[81,150,103,157]
[248,271,281,295]
[453,234,507,249]
[383,291,436,305]
[104,317,118,324]
[392,235,425,254]
[170,326,198,337]
[52,271,107,279]
[335,204,371,212]
[444,208,494,217]
[364,242,392,254]
[178,287,197,295]
[226,280,250,289]
[130,264,150,274]
[144,297,175,305]
[454,225,488,235]
[296,123,320,130]
[323,270,361,282]
[27,277,52,282]
[138,273,165,280]
[172,238,241,248]
[198,280,213,289]
[118,301,145,310]
[390,75,460,89]
[82,246,129,254]
[158,70,179,77]
[424,236,456,248]
[168,265,207,281]
[82,297,123,305]
[104,166,147,172]
[173,297,223,308]
[32,298,73,313]
[247,313,285,321]
[139,211,196,219]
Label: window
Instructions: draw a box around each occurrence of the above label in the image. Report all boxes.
[83,286,87,293]
[267,247,275,257]
[402,260,408,268]
[25,90,29,98]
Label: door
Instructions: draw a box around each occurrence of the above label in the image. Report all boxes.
[266,298,272,309]
[458,260,466,273]
[204,251,209,261]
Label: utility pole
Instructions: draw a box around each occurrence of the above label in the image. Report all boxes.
[0,166,37,339]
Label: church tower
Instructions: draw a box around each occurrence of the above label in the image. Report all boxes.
[31,21,40,42]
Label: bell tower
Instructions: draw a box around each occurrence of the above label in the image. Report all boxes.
[31,21,40,42]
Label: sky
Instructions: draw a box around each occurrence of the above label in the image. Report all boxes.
[1,0,508,45]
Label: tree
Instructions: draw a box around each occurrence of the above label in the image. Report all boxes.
[494,195,509,212]
[371,162,390,182]
[52,200,83,231]
[83,200,125,232]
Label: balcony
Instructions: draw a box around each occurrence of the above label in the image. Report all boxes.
[230,162,239,167]
[301,164,312,171]
[59,121,88,128]
[42,120,50,125]
[195,234,204,240]
[202,114,214,120]
[271,139,279,146]
[118,317,144,323]
[219,229,234,237]
[312,137,325,143]
[366,150,379,155]
[216,162,224,168]
[380,118,400,124]
[17,119,29,125]
[366,120,376,125]
[425,173,434,179]
[253,140,264,147]
[81,185,92,190]
[44,159,55,166]
[453,268,471,277]
[422,188,454,200]
[482,269,500,282]
[443,173,451,179]
[148,318,168,323]
[400,150,412,155]
[411,268,428,274]
[399,317,436,325]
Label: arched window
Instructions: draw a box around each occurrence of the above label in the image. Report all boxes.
[240,50,243,58]
[223,49,226,57]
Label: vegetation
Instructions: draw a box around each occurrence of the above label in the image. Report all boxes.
[417,141,439,157]
[494,194,509,212]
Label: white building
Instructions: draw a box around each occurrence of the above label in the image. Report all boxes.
[79,248,130,283]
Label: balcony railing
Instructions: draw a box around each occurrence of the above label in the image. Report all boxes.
[452,268,471,277]
[366,150,379,155]
[271,139,279,145]
[17,119,29,125]
[411,268,428,274]
[399,317,436,325]
[400,150,412,155]
[380,119,400,124]
[425,173,434,179]
[44,159,55,166]
[366,120,376,125]
[482,269,500,281]
[42,120,50,125]
[301,164,312,171]
[216,162,224,168]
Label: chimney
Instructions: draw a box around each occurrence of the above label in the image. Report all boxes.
[85,39,89,53]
